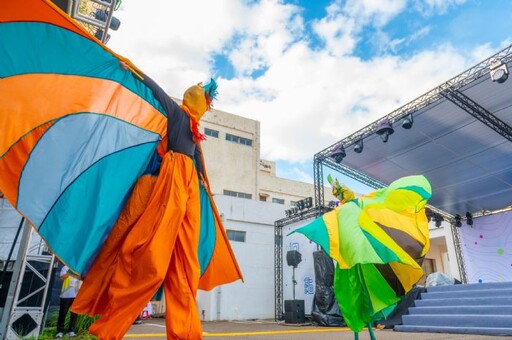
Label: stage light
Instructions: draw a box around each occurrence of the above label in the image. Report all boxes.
[304,197,313,209]
[402,114,413,129]
[490,59,509,84]
[94,9,121,31]
[425,208,434,221]
[376,119,394,143]
[94,29,110,43]
[454,214,462,228]
[329,144,346,164]
[466,212,473,226]
[434,213,444,228]
[296,200,305,211]
[354,139,364,153]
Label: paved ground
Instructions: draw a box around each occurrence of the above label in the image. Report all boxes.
[124,318,511,339]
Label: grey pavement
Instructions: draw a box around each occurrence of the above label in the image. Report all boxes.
[124,318,511,339]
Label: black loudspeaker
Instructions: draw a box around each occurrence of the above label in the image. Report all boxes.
[284,299,305,324]
[286,250,302,268]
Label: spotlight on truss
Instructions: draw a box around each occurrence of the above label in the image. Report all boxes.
[329,144,346,164]
[376,119,394,143]
[354,139,364,153]
[466,212,473,226]
[402,114,413,129]
[490,58,509,84]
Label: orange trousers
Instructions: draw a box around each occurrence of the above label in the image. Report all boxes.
[75,152,202,339]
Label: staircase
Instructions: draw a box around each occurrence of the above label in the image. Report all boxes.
[394,281,512,336]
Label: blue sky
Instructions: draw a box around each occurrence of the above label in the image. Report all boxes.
[109,0,512,194]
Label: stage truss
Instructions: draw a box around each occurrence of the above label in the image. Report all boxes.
[313,43,512,284]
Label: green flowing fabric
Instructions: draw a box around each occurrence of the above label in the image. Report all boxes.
[292,175,432,332]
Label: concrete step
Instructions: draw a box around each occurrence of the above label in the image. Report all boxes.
[414,296,512,307]
[394,325,512,336]
[401,314,512,328]
[426,281,512,293]
[408,305,512,315]
[421,288,512,299]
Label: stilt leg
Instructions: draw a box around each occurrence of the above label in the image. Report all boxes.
[368,323,376,340]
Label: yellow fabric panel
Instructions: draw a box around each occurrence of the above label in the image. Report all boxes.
[324,208,347,268]
[358,212,419,268]
[389,261,423,292]
[365,205,427,247]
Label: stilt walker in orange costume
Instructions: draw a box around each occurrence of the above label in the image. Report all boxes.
[74,67,229,339]
[0,2,241,339]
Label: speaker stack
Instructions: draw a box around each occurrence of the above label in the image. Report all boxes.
[284,299,305,324]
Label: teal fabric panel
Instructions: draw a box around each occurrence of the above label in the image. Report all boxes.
[290,217,330,256]
[18,113,160,228]
[198,186,216,275]
[38,142,157,274]
[0,22,166,116]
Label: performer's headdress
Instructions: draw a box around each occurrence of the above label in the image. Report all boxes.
[182,78,218,142]
[327,174,355,204]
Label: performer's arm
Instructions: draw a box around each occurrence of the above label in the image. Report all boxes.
[141,74,181,119]
[120,61,181,119]
[194,146,207,188]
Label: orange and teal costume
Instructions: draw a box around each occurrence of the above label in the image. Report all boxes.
[0,1,242,339]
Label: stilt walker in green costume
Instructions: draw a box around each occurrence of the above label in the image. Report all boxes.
[291,175,432,340]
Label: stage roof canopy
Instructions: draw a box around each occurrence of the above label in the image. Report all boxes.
[315,44,512,219]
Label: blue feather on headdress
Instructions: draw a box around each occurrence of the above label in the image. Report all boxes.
[202,78,218,102]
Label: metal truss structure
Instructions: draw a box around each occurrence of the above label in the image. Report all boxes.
[314,43,512,166]
[56,0,120,43]
[274,206,325,321]
[312,44,512,285]
[441,88,512,142]
[0,221,55,340]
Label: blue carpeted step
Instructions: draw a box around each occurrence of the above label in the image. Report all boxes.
[408,305,512,315]
[401,314,512,328]
[394,325,512,336]
[415,296,512,307]
[426,281,512,292]
[421,288,512,299]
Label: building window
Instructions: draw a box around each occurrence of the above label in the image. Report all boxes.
[272,198,285,204]
[224,190,252,199]
[226,229,246,242]
[259,195,267,202]
[225,133,253,146]
[204,128,219,138]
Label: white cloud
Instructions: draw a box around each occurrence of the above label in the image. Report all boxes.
[344,0,407,28]
[311,2,357,57]
[414,0,468,15]
[373,26,431,54]
[109,0,245,96]
[106,0,498,165]
[225,0,304,77]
